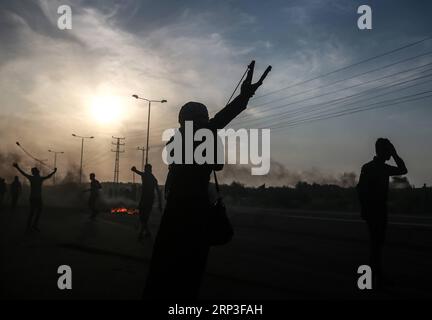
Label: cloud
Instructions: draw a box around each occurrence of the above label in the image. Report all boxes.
[1,0,431,186]
[0,0,271,183]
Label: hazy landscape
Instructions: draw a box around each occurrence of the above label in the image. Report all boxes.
[2,182,432,299]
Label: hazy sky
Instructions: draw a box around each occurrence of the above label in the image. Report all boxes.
[0,0,431,186]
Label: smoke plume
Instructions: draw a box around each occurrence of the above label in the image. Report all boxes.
[218,160,357,187]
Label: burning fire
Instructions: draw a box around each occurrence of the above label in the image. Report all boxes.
[111,207,139,215]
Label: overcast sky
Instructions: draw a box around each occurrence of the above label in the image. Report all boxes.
[0,0,431,186]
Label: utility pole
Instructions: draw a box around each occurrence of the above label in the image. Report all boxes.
[111,136,125,184]
[137,146,146,171]
[72,134,94,184]
[48,149,64,185]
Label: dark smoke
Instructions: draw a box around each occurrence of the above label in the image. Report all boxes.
[218,160,357,188]
[0,151,23,181]
[60,163,81,184]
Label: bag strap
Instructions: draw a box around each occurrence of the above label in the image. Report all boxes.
[211,64,251,201]
[213,170,220,195]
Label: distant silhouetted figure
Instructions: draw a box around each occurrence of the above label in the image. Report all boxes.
[357,138,407,288]
[10,176,22,211]
[131,164,162,239]
[13,163,57,232]
[0,178,6,209]
[143,61,270,299]
[86,173,102,220]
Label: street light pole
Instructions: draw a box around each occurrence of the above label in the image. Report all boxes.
[80,138,84,180]
[146,100,151,165]
[132,95,167,165]
[48,149,64,184]
[72,134,94,184]
[137,146,146,171]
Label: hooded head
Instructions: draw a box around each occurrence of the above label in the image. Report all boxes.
[31,167,40,176]
[144,164,152,173]
[178,102,209,127]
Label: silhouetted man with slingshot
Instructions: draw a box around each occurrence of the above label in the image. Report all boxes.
[144,60,271,299]
[13,162,56,232]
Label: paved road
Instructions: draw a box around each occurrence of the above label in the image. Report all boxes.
[1,205,431,299]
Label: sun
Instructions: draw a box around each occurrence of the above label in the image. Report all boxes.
[90,95,123,124]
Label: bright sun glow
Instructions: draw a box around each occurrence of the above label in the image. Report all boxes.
[90,96,123,124]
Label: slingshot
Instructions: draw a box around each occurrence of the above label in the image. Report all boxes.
[225,60,272,106]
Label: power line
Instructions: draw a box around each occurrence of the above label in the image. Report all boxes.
[235,67,432,128]
[234,53,432,126]
[271,77,432,126]
[245,51,432,114]
[270,90,432,131]
[263,76,432,128]
[252,36,432,100]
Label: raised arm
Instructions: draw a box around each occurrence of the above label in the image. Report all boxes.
[387,143,408,176]
[13,163,31,179]
[131,166,144,176]
[210,61,271,129]
[43,168,57,180]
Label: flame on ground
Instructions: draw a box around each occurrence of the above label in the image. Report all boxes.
[111,207,139,215]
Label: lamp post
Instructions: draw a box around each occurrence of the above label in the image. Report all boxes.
[137,146,146,171]
[72,134,94,184]
[48,149,64,184]
[132,95,166,165]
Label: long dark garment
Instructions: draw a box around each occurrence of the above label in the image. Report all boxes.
[144,197,210,299]
[143,94,250,299]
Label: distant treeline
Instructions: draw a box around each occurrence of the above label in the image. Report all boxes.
[219,181,432,215]
[7,178,430,215]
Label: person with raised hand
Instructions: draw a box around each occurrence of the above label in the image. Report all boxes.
[144,61,271,299]
[13,162,57,232]
[357,138,408,289]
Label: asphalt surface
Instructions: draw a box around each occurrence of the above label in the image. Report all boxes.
[1,204,432,299]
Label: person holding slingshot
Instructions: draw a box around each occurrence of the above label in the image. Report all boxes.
[143,61,272,299]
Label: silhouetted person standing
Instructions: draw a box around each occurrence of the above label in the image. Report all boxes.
[143,61,270,299]
[131,164,162,239]
[10,176,22,211]
[86,173,102,220]
[13,163,56,232]
[357,138,407,288]
[0,178,6,210]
